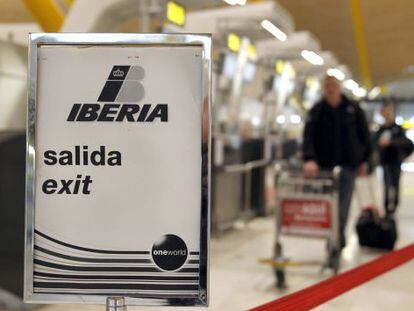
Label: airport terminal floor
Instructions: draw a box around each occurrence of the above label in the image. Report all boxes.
[8,172,413,311]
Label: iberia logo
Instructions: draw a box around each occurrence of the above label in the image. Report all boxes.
[98,65,145,102]
[67,65,168,123]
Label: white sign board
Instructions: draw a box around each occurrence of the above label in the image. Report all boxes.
[25,33,211,307]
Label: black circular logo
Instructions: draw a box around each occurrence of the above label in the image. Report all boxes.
[152,234,188,271]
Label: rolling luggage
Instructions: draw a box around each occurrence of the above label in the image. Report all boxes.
[356,208,397,250]
[355,176,398,250]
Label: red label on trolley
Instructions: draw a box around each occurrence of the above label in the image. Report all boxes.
[280,199,332,238]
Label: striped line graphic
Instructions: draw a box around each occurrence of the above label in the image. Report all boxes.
[34,259,199,273]
[34,271,198,282]
[34,230,149,255]
[34,245,152,264]
[34,289,199,298]
[34,282,198,291]
[33,230,200,296]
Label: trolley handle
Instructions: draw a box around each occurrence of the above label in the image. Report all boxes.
[284,166,341,179]
[276,167,341,196]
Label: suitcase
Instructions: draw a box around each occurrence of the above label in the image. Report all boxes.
[355,176,398,250]
[356,208,397,250]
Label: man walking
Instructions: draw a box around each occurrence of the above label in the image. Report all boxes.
[374,104,413,215]
[303,76,372,253]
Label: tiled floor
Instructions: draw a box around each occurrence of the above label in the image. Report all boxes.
[2,173,414,311]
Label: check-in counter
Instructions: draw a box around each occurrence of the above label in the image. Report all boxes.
[211,136,244,233]
[212,166,244,233]
[242,138,266,216]
[212,136,269,233]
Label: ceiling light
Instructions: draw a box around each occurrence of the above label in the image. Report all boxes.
[223,0,237,5]
[301,50,324,66]
[261,19,288,42]
[223,0,246,5]
[396,116,404,125]
[252,116,261,126]
[353,87,367,98]
[343,79,359,90]
[276,115,286,124]
[368,86,381,99]
[290,114,301,124]
[327,68,345,81]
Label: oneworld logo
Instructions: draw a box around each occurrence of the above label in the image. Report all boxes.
[153,249,187,256]
[152,234,188,271]
[67,65,168,122]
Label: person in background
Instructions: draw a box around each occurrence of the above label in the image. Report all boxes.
[374,104,414,215]
[302,76,372,255]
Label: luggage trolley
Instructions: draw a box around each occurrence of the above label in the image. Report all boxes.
[270,167,341,289]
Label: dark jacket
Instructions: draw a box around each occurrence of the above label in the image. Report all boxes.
[373,123,414,165]
[303,95,371,169]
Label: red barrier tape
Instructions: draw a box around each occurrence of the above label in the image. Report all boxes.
[251,243,414,311]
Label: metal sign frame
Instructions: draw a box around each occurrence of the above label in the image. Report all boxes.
[25,33,211,307]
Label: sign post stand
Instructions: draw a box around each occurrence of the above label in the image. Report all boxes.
[106,297,127,311]
[25,33,212,308]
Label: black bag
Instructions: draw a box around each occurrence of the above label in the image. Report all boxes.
[399,136,414,161]
[356,209,397,250]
